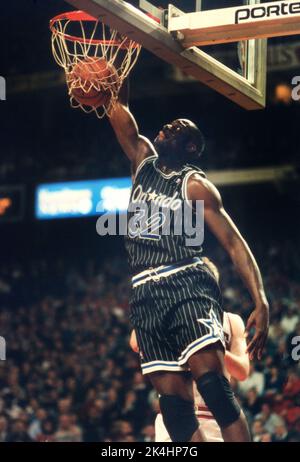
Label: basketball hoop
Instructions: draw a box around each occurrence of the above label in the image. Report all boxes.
[50,11,141,118]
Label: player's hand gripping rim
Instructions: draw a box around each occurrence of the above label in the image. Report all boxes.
[245,302,269,361]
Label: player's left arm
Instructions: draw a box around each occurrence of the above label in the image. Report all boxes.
[187,175,269,361]
[224,313,250,381]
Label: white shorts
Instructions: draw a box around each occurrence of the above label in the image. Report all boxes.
[155,413,223,443]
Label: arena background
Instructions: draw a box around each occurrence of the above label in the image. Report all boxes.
[0,0,300,442]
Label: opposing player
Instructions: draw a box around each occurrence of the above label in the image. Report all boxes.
[109,80,269,442]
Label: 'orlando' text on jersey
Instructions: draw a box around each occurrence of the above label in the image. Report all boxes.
[125,155,206,273]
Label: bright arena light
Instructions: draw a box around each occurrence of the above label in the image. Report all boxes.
[36,178,132,219]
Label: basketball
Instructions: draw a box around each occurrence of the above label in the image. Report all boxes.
[69,57,117,108]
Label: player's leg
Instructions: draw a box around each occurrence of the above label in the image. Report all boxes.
[188,343,250,442]
[131,270,211,442]
[131,317,206,442]
[149,371,207,442]
[130,278,207,442]
[170,263,250,441]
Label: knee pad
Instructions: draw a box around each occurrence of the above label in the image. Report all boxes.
[159,395,199,442]
[196,372,241,428]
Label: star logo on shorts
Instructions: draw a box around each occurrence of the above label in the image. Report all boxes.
[197,308,225,344]
[148,191,158,201]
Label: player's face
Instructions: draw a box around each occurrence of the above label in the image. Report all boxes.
[154,119,194,144]
[153,119,197,167]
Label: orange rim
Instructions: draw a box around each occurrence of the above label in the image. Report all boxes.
[50,10,140,49]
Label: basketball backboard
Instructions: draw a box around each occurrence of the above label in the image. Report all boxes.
[64,0,300,110]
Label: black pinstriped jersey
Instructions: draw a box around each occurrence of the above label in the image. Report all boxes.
[125,155,206,273]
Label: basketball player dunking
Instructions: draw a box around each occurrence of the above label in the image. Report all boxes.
[109,81,269,442]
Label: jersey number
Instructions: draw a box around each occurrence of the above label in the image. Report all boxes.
[129,210,165,240]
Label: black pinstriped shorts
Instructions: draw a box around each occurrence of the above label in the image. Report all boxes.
[129,262,225,375]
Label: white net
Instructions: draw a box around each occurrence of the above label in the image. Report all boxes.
[50,11,141,118]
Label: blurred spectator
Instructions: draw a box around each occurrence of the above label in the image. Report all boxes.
[238,364,265,397]
[281,401,300,431]
[28,408,47,440]
[264,366,285,396]
[260,432,273,442]
[273,423,290,442]
[244,388,262,416]
[36,419,56,442]
[81,401,106,442]
[111,420,134,442]
[280,308,299,335]
[6,419,33,442]
[287,431,300,442]
[251,419,266,442]
[54,414,82,442]
[283,369,300,399]
[255,403,285,434]
[140,424,155,442]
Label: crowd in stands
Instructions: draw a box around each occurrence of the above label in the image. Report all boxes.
[0,238,299,442]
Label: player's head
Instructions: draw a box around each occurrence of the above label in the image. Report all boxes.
[153,119,205,168]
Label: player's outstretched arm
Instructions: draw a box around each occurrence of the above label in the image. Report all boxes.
[187,174,269,361]
[109,80,157,175]
[224,314,250,381]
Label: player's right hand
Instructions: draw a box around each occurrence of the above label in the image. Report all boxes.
[245,302,269,361]
[129,330,139,353]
